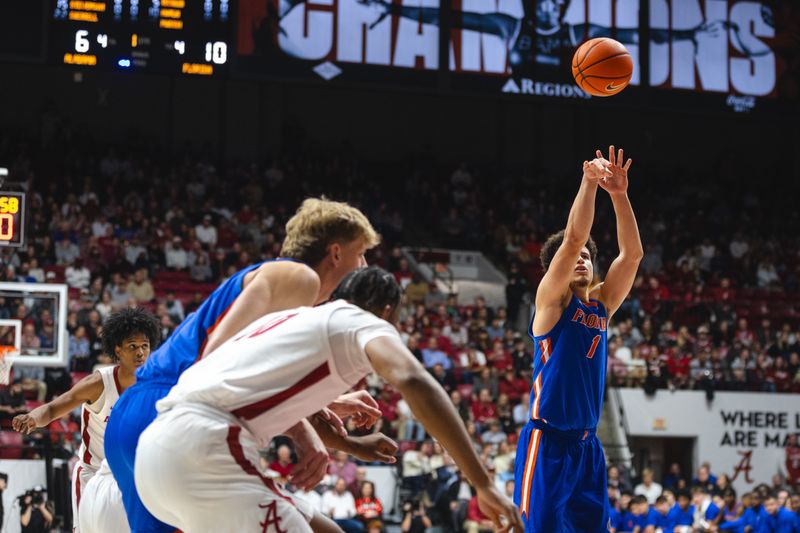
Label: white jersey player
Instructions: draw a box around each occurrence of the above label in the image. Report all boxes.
[13,308,160,532]
[135,267,523,533]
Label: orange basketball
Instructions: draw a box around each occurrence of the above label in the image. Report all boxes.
[571,38,633,97]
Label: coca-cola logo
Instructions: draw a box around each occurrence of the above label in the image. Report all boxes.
[726,95,757,113]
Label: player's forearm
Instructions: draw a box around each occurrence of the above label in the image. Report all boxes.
[610,192,643,261]
[27,405,55,427]
[564,177,599,247]
[394,373,491,488]
[309,415,357,455]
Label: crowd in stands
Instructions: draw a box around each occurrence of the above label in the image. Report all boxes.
[0,129,799,530]
[608,460,800,532]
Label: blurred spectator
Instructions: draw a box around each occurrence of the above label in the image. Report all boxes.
[397,398,425,441]
[463,490,493,533]
[165,237,188,270]
[785,434,800,489]
[190,254,213,283]
[0,380,28,420]
[195,215,218,248]
[55,238,80,265]
[400,499,431,533]
[65,258,91,291]
[69,325,92,371]
[322,478,361,533]
[354,481,383,531]
[328,451,358,487]
[13,365,47,402]
[421,338,451,370]
[402,441,432,493]
[164,291,185,323]
[268,444,294,484]
[663,462,683,490]
[127,269,155,302]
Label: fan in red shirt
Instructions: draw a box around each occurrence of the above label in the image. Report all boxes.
[498,370,528,403]
[471,388,497,424]
[786,434,800,490]
[355,481,384,532]
[464,492,495,533]
[268,444,294,482]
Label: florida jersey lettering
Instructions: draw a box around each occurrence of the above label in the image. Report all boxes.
[528,295,608,431]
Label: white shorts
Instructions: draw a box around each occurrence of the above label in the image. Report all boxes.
[71,461,97,532]
[79,460,130,533]
[135,404,313,533]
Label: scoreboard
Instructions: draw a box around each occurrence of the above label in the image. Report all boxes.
[0,192,26,248]
[49,0,233,76]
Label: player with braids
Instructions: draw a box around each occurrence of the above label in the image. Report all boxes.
[13,307,160,533]
[135,267,523,533]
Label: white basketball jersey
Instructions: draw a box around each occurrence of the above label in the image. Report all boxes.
[78,365,122,469]
[158,300,399,445]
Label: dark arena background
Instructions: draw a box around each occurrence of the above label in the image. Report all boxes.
[0,0,799,532]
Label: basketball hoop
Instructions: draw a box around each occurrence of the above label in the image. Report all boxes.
[0,346,16,386]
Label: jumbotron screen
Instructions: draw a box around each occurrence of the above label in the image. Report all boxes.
[49,0,234,76]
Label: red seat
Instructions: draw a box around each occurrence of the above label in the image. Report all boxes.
[0,431,23,459]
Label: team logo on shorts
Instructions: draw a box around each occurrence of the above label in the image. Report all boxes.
[259,501,286,533]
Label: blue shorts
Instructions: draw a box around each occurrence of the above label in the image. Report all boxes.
[513,420,610,533]
[105,381,174,533]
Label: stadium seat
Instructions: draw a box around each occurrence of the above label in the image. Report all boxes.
[0,431,23,459]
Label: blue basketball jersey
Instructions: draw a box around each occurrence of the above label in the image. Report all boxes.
[527,294,608,431]
[135,261,267,384]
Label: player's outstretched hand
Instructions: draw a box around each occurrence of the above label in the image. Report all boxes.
[582,158,612,184]
[327,391,383,429]
[286,419,329,490]
[595,145,632,195]
[348,433,399,464]
[12,413,37,435]
[476,484,524,533]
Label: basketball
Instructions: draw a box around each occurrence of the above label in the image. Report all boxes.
[571,38,633,97]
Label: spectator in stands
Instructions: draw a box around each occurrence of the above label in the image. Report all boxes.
[21,324,41,351]
[65,258,90,291]
[55,238,80,265]
[480,420,506,450]
[759,493,797,531]
[396,396,426,441]
[164,291,185,324]
[190,254,212,283]
[164,237,188,270]
[668,490,694,529]
[471,388,497,428]
[195,214,218,248]
[634,468,662,505]
[463,488,494,533]
[68,325,91,372]
[328,451,358,488]
[322,477,362,533]
[95,290,113,320]
[608,465,631,493]
[127,269,155,302]
[0,380,28,420]
[19,489,53,533]
[785,434,800,490]
[693,465,716,493]
[421,338,452,371]
[402,441,432,493]
[109,273,131,309]
[184,291,204,315]
[690,485,719,529]
[405,273,429,305]
[124,238,146,266]
[355,481,383,531]
[269,444,294,484]
[27,259,45,283]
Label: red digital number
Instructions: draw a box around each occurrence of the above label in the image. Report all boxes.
[0,213,13,241]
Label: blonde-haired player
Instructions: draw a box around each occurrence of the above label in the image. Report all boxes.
[135,267,524,533]
[12,308,160,532]
[103,197,393,533]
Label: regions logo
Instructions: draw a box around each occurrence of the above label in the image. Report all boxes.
[501,78,591,99]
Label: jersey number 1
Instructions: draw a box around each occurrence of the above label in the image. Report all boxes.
[586,335,601,359]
